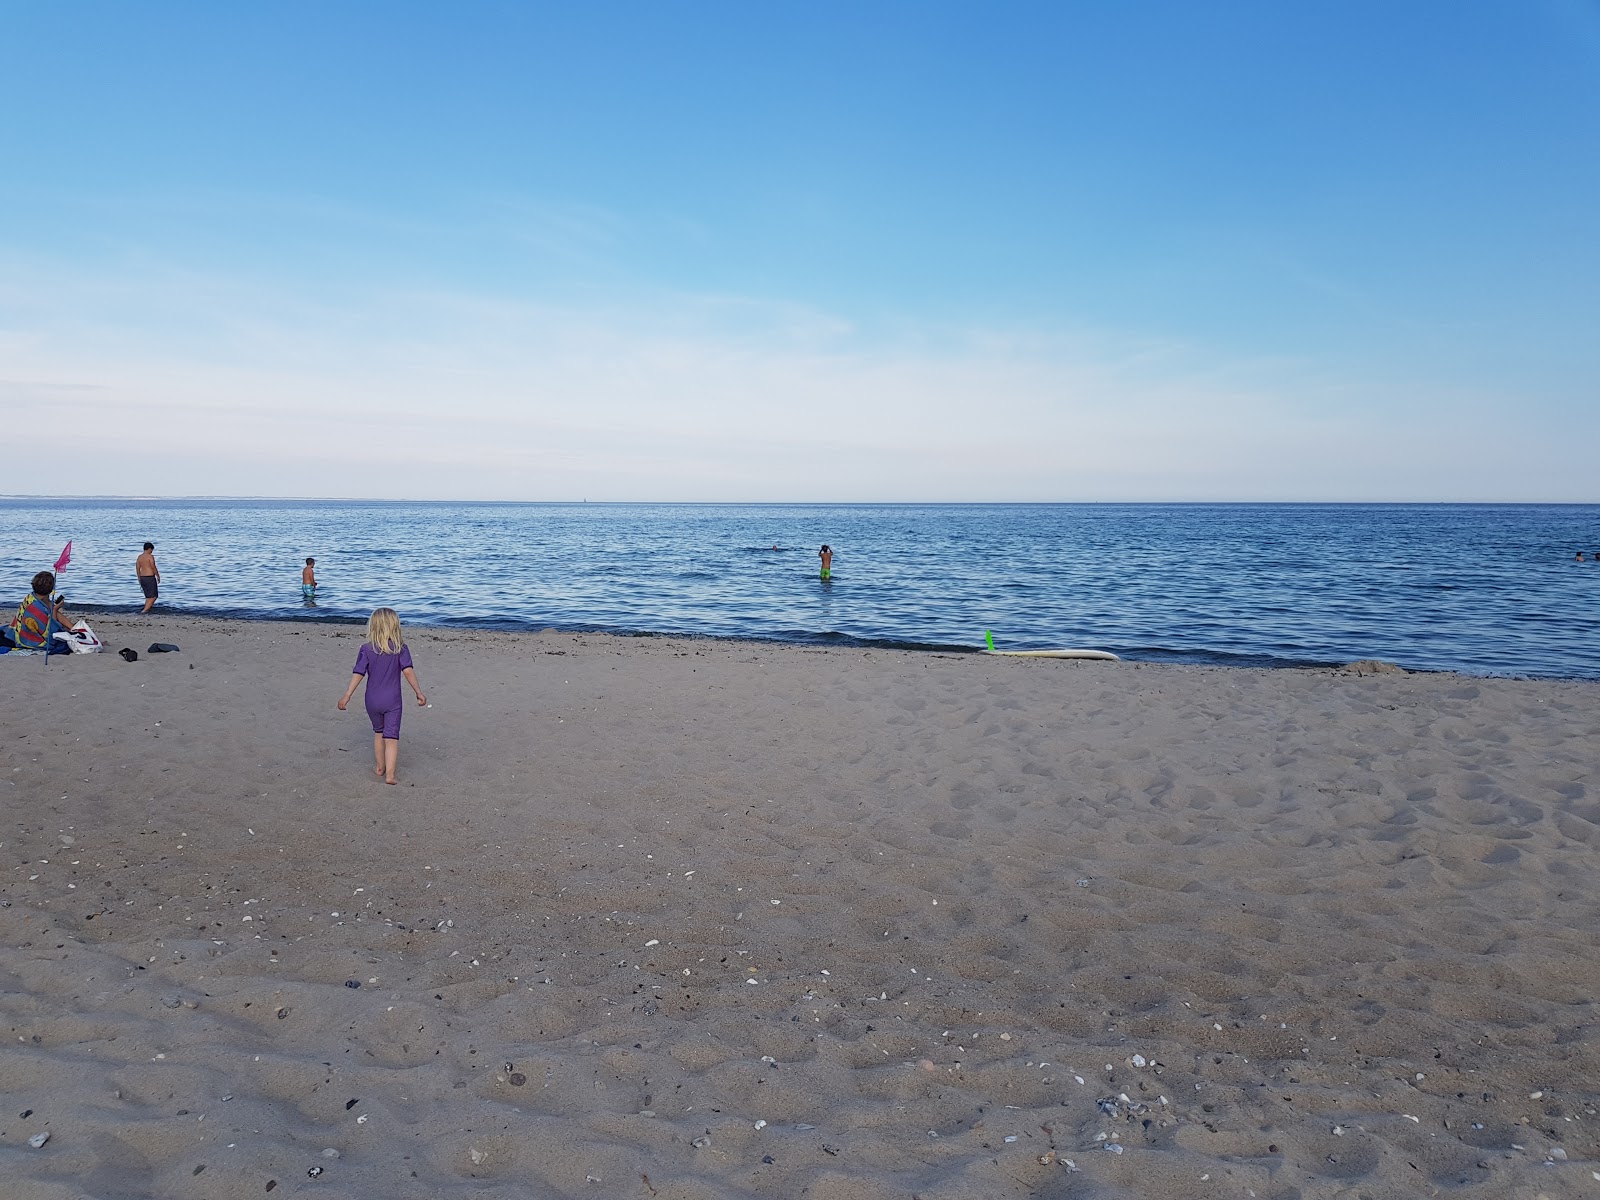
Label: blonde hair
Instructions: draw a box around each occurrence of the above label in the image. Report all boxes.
[366,607,403,654]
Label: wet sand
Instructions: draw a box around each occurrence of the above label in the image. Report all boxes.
[2,614,1598,1198]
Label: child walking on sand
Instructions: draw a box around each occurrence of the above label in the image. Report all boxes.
[338,607,426,784]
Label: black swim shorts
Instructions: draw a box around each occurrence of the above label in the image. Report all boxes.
[138,574,159,598]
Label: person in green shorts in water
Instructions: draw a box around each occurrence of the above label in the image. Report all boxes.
[819,544,832,580]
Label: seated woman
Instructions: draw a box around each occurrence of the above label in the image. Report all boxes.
[6,571,73,652]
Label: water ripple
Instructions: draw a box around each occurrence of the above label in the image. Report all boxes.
[2,500,1597,679]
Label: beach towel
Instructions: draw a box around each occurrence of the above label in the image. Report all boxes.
[9,591,63,652]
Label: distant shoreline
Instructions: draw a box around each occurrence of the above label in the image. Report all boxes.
[51,608,1446,679]
[57,606,1051,663]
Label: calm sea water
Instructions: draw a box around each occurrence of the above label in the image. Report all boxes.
[2,500,1597,679]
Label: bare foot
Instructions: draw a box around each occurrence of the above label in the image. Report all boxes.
[374,765,385,778]
[384,776,398,785]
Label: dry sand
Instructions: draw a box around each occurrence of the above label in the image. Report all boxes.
[2,614,1597,1199]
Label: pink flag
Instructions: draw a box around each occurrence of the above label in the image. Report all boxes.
[53,541,72,573]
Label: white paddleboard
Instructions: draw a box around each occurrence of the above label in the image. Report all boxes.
[982,648,1120,661]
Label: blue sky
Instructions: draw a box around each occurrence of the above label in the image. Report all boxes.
[2,2,1596,500]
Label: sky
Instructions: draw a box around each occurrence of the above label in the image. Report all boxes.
[1,1,1597,502]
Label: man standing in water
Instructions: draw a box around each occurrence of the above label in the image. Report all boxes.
[302,557,318,600]
[819,544,832,580]
[136,541,160,613]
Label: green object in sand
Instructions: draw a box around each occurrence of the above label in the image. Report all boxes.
[985,630,995,651]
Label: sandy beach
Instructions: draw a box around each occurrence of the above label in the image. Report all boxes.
[2,614,1597,1199]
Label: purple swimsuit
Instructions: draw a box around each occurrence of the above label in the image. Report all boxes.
[354,643,413,739]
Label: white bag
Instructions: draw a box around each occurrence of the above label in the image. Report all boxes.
[53,621,103,654]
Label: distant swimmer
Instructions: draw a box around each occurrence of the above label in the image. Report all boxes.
[819,544,832,580]
[302,556,318,600]
[1579,552,1587,562]
[772,544,780,551]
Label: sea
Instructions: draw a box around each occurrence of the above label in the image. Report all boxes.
[2,500,1597,680]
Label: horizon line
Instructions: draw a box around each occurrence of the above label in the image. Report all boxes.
[4,495,1599,507]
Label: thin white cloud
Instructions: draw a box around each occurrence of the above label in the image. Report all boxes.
[0,253,1591,501]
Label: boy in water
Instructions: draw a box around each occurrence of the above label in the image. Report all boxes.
[136,542,160,613]
[819,544,832,580]
[302,557,317,599]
